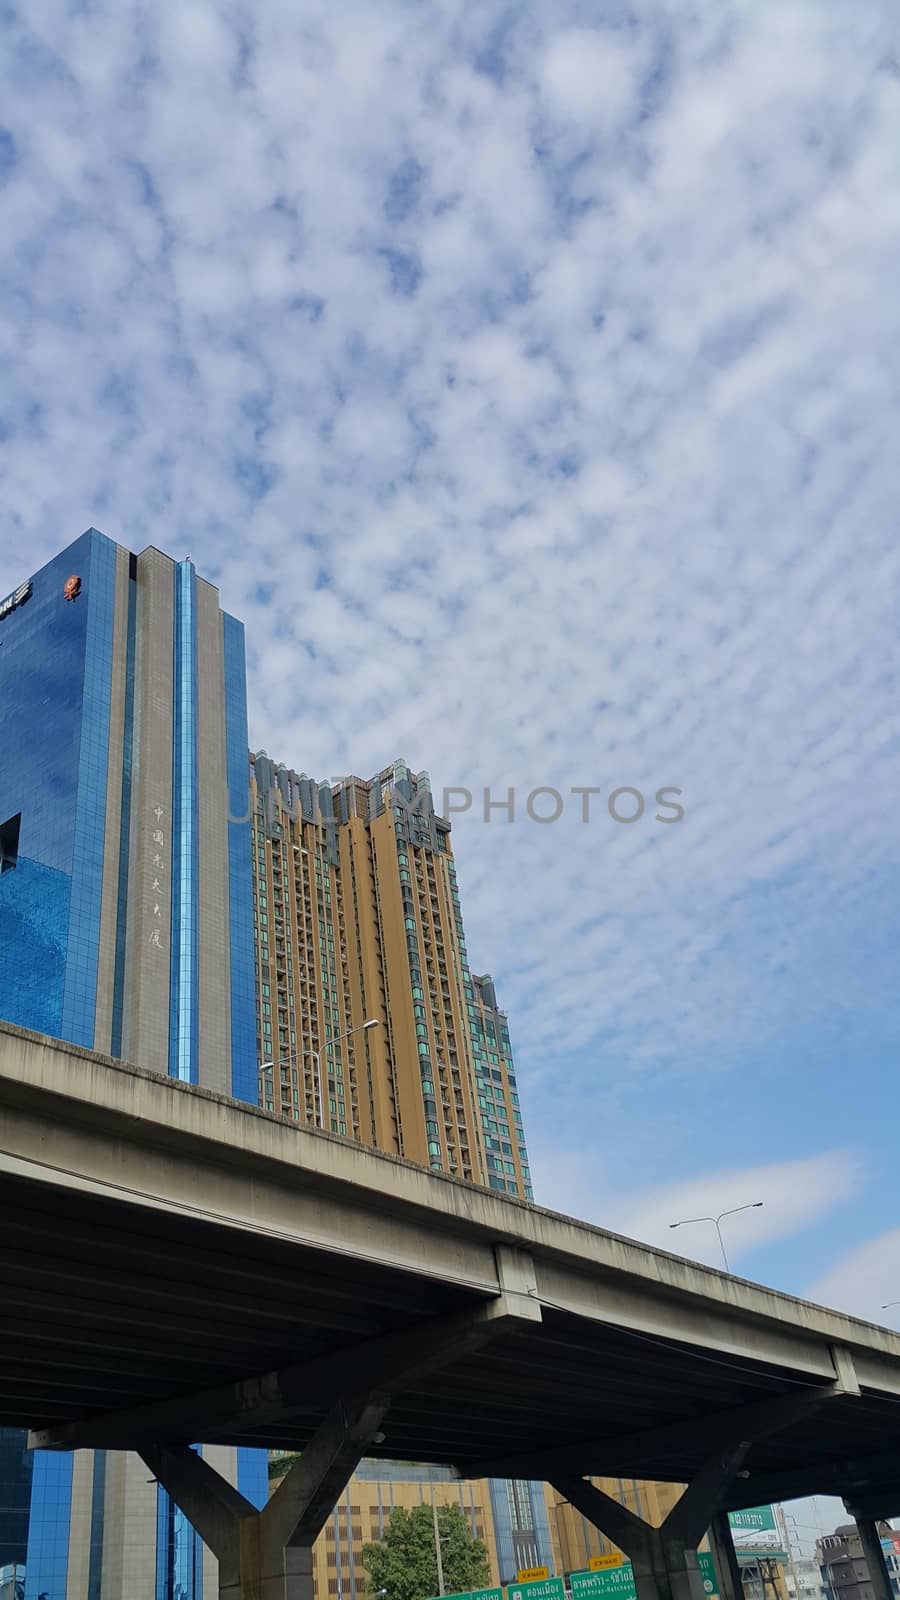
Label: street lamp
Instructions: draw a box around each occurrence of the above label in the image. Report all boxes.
[881,1301,900,1310]
[430,1492,451,1598]
[668,1202,764,1273]
[259,1049,326,1124]
[260,1018,380,1130]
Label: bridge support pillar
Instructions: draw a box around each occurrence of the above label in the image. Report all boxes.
[551,1444,751,1600]
[130,1266,540,1596]
[632,1536,706,1600]
[851,1519,894,1600]
[707,1513,743,1600]
[141,1389,390,1599]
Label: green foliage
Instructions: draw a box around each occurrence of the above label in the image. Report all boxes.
[362,1500,491,1600]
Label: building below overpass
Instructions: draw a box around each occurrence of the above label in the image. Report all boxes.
[271,1459,497,1594]
[271,1457,558,1593]
[736,1548,790,1600]
[0,1430,31,1577]
[286,1462,799,1600]
[785,1556,829,1600]
[818,1526,900,1600]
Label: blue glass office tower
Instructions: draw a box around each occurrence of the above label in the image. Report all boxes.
[0,530,266,1598]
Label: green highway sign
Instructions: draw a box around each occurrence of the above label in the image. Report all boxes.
[426,1589,504,1600]
[507,1579,566,1600]
[569,1552,719,1600]
[433,1561,723,1600]
[728,1508,777,1534]
[571,1570,635,1599]
[699,1554,718,1595]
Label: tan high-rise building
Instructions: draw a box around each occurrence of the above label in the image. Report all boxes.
[249,754,532,1200]
[249,754,548,1586]
[248,754,724,1595]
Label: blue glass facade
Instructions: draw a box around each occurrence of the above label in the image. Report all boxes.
[237,1448,269,1512]
[1,531,265,1599]
[23,1453,72,1600]
[0,1428,33,1571]
[156,1460,201,1600]
[169,561,200,1086]
[60,536,118,1046]
[0,531,116,1044]
[0,532,118,1600]
[488,1479,554,1586]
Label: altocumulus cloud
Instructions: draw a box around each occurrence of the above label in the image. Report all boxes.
[529,1147,864,1270]
[1,1,900,1192]
[807,1228,900,1326]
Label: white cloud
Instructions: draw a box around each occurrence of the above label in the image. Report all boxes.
[774,1232,900,1546]
[807,1229,900,1327]
[541,28,641,134]
[531,1149,863,1271]
[1,0,899,1215]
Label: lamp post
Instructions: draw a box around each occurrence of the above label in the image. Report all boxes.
[434,1499,445,1597]
[430,1490,451,1598]
[668,1202,764,1273]
[260,1018,380,1130]
[779,1507,803,1600]
[259,1049,328,1125]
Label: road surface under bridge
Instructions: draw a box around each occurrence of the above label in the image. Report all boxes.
[3,1020,900,1600]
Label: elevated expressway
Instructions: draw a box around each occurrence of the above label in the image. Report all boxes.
[3,1022,900,1600]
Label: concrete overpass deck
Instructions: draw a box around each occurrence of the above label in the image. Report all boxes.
[3,1019,900,1518]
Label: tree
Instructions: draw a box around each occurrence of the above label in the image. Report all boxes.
[362,1501,491,1600]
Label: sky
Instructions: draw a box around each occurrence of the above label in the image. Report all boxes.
[2,2,900,1525]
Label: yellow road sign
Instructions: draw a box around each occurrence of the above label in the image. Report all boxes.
[589,1556,624,1572]
[516,1569,550,1583]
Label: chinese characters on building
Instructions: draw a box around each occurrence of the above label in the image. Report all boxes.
[148,804,167,951]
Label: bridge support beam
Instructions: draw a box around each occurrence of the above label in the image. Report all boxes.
[142,1389,390,1599]
[134,1260,541,1598]
[551,1444,751,1600]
